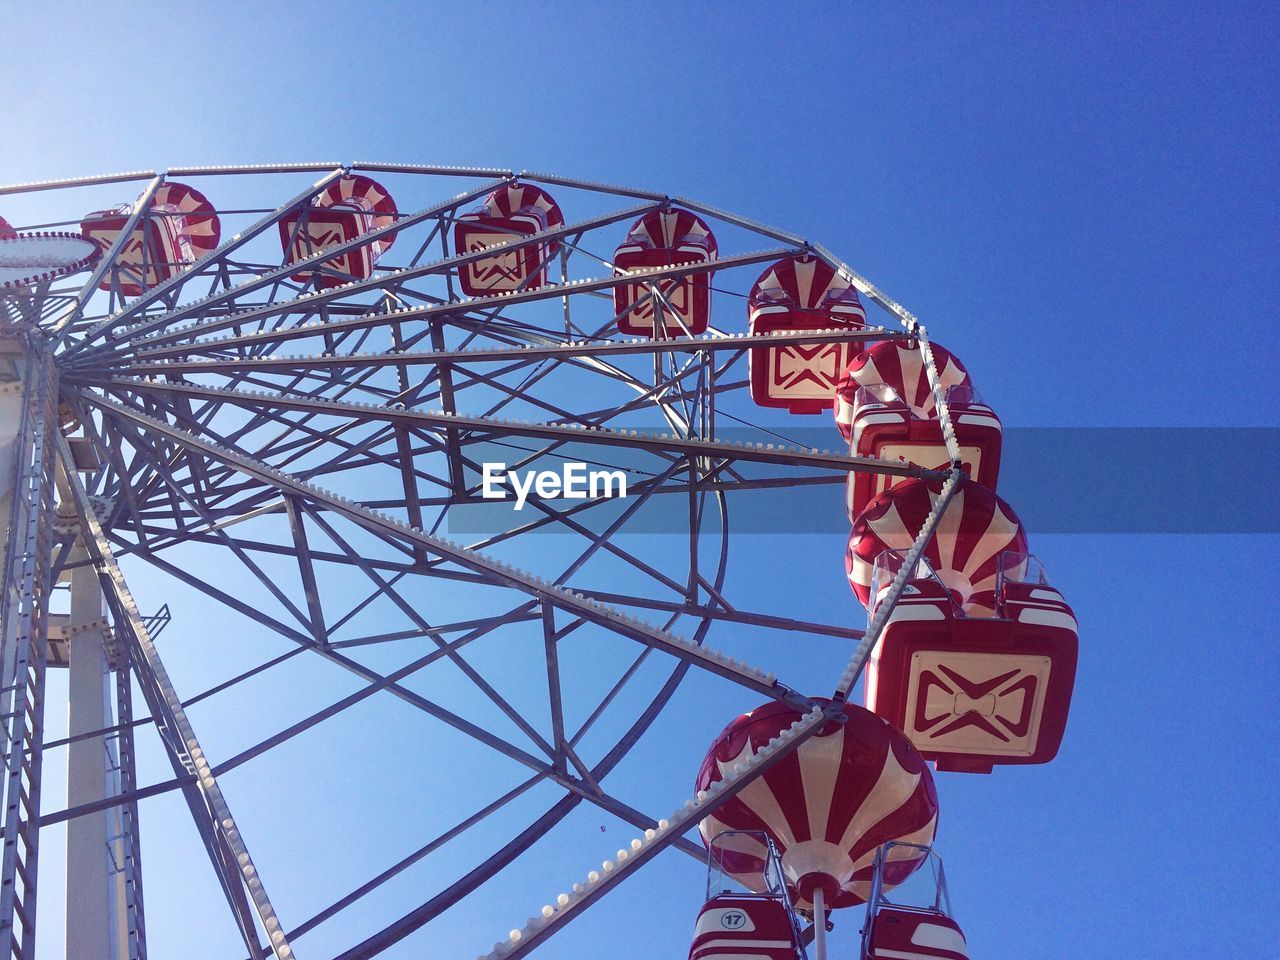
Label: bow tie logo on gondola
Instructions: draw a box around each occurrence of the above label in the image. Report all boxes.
[915,664,1037,742]
[466,240,525,285]
[774,345,840,390]
[116,236,148,262]
[631,279,690,322]
[302,226,346,251]
[84,227,158,272]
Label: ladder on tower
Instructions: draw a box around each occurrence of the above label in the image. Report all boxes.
[0,349,58,960]
[107,644,148,960]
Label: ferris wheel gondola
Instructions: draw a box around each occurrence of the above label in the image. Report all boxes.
[613,207,718,337]
[79,180,220,295]
[278,172,398,287]
[747,253,868,414]
[837,338,1002,521]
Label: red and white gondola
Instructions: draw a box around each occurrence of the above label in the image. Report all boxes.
[0,215,100,290]
[689,830,807,960]
[613,208,717,337]
[860,843,969,960]
[278,174,397,289]
[836,340,1001,521]
[697,701,938,912]
[865,551,1078,773]
[688,895,802,960]
[748,253,868,414]
[452,182,564,295]
[835,340,970,444]
[80,181,221,295]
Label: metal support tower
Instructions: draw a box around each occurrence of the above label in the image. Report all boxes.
[64,550,128,960]
[0,342,56,960]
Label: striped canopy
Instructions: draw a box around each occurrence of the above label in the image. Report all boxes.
[847,477,1028,616]
[835,339,970,443]
[696,701,938,910]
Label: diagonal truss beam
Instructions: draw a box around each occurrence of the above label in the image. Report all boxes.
[493,705,832,959]
[85,393,803,705]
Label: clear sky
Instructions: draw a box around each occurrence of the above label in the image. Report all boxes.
[3,3,1277,959]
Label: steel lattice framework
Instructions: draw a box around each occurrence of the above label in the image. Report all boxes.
[0,164,964,960]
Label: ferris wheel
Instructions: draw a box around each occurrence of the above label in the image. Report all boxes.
[0,164,1078,960]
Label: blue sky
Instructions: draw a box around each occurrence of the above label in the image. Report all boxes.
[4,3,1277,958]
